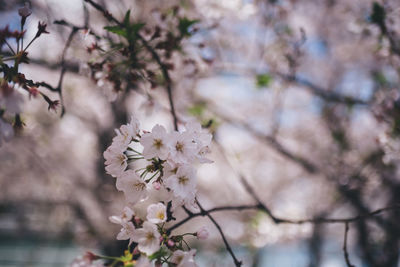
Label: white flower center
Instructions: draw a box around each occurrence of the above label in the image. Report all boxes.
[178,176,189,185]
[134,182,146,191]
[157,211,165,220]
[118,154,126,165]
[146,232,155,241]
[176,142,184,152]
[153,139,163,150]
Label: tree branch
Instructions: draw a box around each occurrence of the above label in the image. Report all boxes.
[343,222,356,267]
[196,201,242,267]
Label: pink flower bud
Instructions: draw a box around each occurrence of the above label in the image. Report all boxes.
[152,181,161,190]
[18,3,32,18]
[159,236,164,242]
[134,217,142,225]
[196,226,209,240]
[132,247,140,255]
[167,240,175,247]
[83,251,99,262]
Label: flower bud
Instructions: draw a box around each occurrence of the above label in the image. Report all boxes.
[152,181,161,190]
[83,251,99,262]
[18,2,32,27]
[167,239,175,247]
[196,226,209,240]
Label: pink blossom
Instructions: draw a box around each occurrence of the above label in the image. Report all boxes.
[140,124,169,160]
[196,226,209,240]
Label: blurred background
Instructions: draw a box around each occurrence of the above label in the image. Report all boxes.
[1,0,400,266]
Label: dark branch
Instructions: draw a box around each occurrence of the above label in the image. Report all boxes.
[277,73,368,106]
[83,0,179,131]
[343,222,356,267]
[196,201,242,267]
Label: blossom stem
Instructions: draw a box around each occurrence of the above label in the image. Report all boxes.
[4,40,16,55]
[127,147,142,154]
[146,170,160,182]
[2,57,17,61]
[23,36,38,52]
[20,22,24,51]
[140,170,148,178]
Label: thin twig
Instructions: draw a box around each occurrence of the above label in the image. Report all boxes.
[4,40,16,55]
[56,26,79,116]
[83,0,179,130]
[196,201,242,267]
[343,222,356,267]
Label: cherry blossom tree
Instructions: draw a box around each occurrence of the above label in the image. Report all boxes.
[1,0,400,266]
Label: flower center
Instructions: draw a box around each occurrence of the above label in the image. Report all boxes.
[134,182,146,191]
[178,176,189,185]
[176,142,184,152]
[146,232,155,241]
[123,132,129,141]
[157,211,165,220]
[176,255,184,263]
[118,154,126,165]
[153,139,163,150]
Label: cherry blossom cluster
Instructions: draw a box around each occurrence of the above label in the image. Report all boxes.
[1,3,54,146]
[103,116,212,266]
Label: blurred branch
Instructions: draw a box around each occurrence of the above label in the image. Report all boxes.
[168,203,400,229]
[56,26,79,116]
[196,201,243,267]
[213,64,368,105]
[83,0,179,131]
[209,104,319,174]
[277,73,368,105]
[343,222,356,267]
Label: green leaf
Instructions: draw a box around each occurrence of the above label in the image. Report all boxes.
[104,25,127,38]
[124,10,131,26]
[373,71,387,86]
[148,246,169,260]
[126,22,145,42]
[188,103,206,116]
[178,17,199,37]
[130,22,145,34]
[256,73,273,88]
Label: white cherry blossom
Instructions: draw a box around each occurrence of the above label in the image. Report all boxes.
[109,206,134,225]
[116,221,136,245]
[184,121,213,163]
[104,145,127,178]
[132,221,161,255]
[165,164,196,199]
[140,124,169,160]
[197,145,213,164]
[170,249,197,267]
[0,118,14,147]
[112,116,140,149]
[167,131,197,163]
[146,203,167,224]
[171,191,198,212]
[116,170,148,204]
[163,161,180,179]
[184,121,212,147]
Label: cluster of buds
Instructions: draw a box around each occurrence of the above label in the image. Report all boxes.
[104,117,212,266]
[0,3,54,146]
